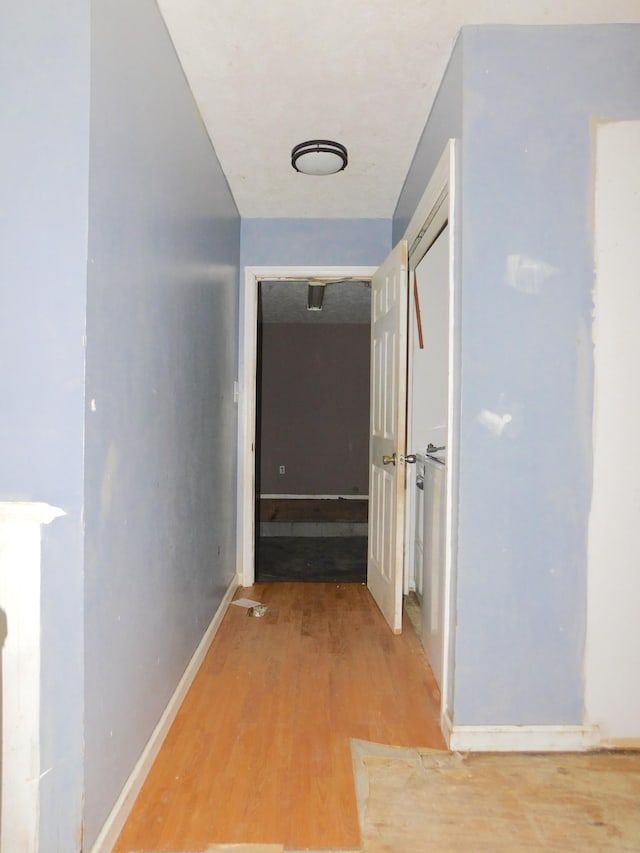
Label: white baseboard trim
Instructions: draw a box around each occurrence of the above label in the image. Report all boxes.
[597,736,640,750]
[441,710,601,752]
[90,574,240,853]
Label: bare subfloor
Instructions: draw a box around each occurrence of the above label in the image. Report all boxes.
[353,741,640,852]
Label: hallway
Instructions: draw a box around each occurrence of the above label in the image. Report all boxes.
[114,582,445,851]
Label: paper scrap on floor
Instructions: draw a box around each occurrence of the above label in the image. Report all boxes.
[231,597,262,609]
[207,843,285,851]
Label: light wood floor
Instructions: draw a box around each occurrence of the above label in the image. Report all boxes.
[114,582,445,852]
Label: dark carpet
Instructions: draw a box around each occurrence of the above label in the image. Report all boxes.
[256,536,367,582]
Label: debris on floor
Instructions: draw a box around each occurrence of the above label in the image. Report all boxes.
[231,597,269,618]
[206,844,285,852]
[231,597,263,609]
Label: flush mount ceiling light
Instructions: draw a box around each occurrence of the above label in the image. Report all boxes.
[291,140,348,176]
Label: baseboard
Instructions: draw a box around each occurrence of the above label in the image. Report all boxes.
[442,711,601,752]
[597,736,640,750]
[90,574,240,853]
[441,708,454,746]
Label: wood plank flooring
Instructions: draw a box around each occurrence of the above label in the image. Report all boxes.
[114,582,444,852]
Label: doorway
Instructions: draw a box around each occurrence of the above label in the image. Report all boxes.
[237,265,378,587]
[254,278,371,582]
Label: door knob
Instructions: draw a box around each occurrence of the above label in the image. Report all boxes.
[382,453,396,466]
[401,454,417,464]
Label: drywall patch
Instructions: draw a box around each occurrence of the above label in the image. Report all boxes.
[505,253,558,295]
[476,395,522,438]
[477,409,512,436]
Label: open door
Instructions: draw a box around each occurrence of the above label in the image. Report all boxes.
[367,240,408,633]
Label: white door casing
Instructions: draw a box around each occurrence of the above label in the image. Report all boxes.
[586,119,640,743]
[0,502,66,853]
[237,265,377,587]
[367,240,408,634]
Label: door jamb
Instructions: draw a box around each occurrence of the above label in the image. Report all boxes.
[237,265,378,588]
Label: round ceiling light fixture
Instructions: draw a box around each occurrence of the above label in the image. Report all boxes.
[291,139,348,176]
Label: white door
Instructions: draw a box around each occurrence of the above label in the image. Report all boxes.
[367,240,408,634]
[412,226,450,688]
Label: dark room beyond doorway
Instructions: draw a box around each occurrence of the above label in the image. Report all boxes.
[255,279,371,582]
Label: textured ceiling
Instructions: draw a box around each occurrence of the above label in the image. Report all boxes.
[158,0,640,219]
[260,280,371,324]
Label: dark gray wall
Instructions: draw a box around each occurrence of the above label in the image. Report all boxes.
[259,324,370,495]
[0,3,89,847]
[84,0,240,844]
[394,24,640,728]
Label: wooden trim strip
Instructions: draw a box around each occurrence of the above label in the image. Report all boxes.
[413,269,424,350]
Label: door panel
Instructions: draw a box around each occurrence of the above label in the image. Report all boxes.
[422,457,446,688]
[367,241,408,633]
[413,225,450,689]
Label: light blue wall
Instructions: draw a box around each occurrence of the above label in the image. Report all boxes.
[241,218,391,268]
[84,0,240,844]
[394,24,640,727]
[455,24,640,726]
[0,3,89,848]
[393,35,463,244]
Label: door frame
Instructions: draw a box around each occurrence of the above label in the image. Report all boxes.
[402,140,461,732]
[237,265,378,587]
[585,119,640,744]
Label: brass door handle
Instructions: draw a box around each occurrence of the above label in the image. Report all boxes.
[383,452,417,465]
